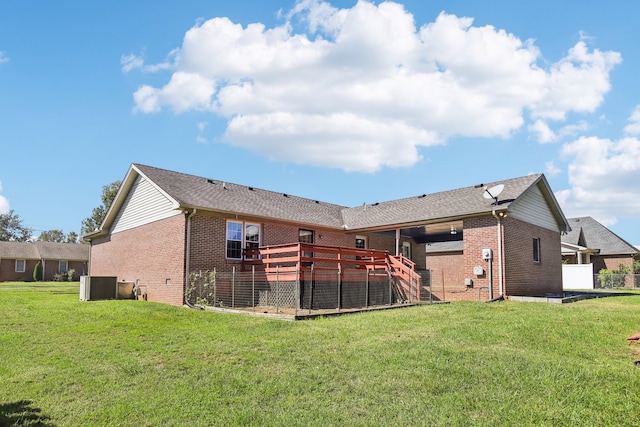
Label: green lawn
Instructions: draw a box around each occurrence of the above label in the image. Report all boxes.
[1,282,640,426]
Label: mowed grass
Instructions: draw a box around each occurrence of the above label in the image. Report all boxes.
[1,283,640,426]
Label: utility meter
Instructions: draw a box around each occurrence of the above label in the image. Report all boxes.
[482,248,493,260]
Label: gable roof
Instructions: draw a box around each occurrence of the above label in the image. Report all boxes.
[133,164,347,228]
[562,217,638,256]
[92,163,570,237]
[0,241,90,260]
[342,174,563,231]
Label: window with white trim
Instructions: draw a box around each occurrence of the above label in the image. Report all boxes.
[533,238,541,263]
[59,260,68,273]
[15,259,25,273]
[226,220,261,259]
[244,223,261,259]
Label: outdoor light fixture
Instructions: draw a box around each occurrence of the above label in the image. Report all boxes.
[450,225,457,235]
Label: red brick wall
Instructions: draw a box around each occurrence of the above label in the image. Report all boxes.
[595,256,634,273]
[463,216,500,301]
[503,217,562,296]
[424,216,563,301]
[0,259,38,282]
[187,215,424,271]
[0,258,87,282]
[90,214,186,305]
[425,252,467,301]
[43,260,87,281]
[188,214,231,272]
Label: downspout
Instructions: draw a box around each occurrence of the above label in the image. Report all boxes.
[492,210,504,297]
[184,208,202,309]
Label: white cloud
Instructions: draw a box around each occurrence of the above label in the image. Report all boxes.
[529,41,621,121]
[196,122,208,144]
[0,51,8,63]
[121,51,175,73]
[0,182,9,214]
[556,135,640,224]
[121,53,144,73]
[529,119,590,143]
[130,0,621,172]
[624,105,640,136]
[529,120,556,143]
[545,161,561,176]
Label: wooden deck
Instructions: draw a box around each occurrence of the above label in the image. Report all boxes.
[242,243,422,302]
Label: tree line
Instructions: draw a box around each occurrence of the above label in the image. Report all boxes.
[0,181,121,243]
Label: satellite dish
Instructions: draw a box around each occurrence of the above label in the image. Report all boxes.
[483,184,504,203]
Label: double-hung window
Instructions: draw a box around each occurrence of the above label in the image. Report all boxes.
[244,223,260,259]
[15,259,25,273]
[226,220,261,260]
[59,260,68,273]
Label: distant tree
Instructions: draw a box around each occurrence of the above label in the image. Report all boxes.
[38,229,66,243]
[67,231,79,243]
[0,209,33,241]
[81,180,121,236]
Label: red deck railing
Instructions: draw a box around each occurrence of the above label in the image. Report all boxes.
[243,243,422,301]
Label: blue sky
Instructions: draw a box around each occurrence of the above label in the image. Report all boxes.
[1,0,640,245]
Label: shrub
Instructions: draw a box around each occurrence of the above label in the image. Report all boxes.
[599,263,631,288]
[66,269,76,281]
[33,261,43,282]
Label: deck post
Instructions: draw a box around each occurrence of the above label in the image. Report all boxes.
[388,271,393,306]
[232,266,235,309]
[309,264,314,315]
[337,265,342,313]
[252,265,255,312]
[295,263,300,316]
[429,269,433,304]
[365,268,369,308]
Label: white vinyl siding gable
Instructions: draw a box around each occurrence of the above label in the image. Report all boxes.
[508,184,561,232]
[111,175,180,234]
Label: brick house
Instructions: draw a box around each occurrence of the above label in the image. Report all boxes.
[562,216,639,272]
[85,164,571,306]
[0,241,89,282]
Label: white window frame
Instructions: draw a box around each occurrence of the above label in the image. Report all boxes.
[244,222,261,260]
[355,236,367,249]
[226,220,261,260]
[59,260,68,273]
[15,259,26,273]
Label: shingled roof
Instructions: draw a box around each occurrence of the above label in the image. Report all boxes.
[563,217,638,256]
[134,164,347,228]
[0,241,89,260]
[97,163,566,234]
[342,174,542,230]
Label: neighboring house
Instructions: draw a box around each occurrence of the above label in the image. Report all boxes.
[86,164,571,306]
[562,216,639,272]
[0,241,89,282]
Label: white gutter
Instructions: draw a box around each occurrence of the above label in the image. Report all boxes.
[184,208,199,308]
[492,210,505,297]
